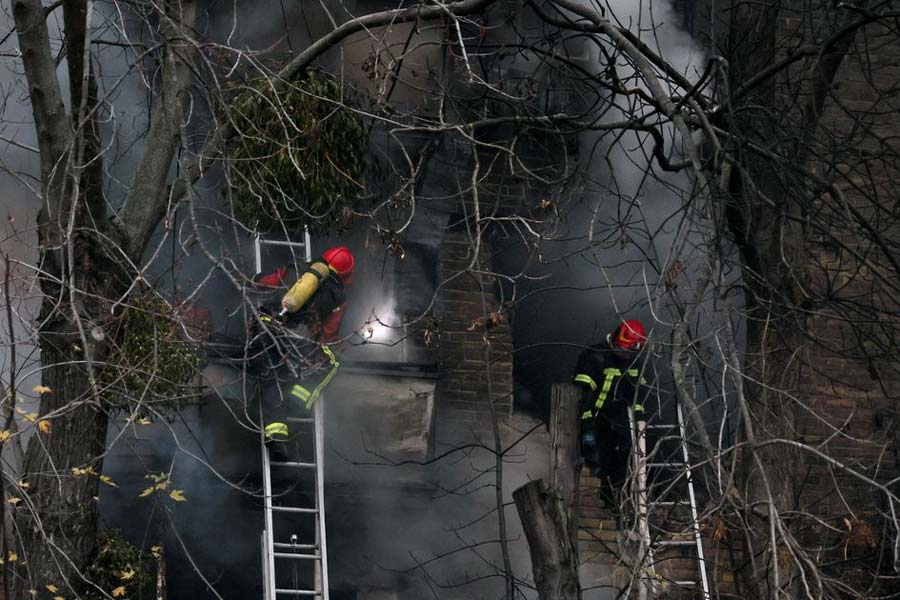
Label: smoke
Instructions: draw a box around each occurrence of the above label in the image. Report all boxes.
[307,3,717,598]
[322,369,551,599]
[0,0,725,598]
[94,1,454,596]
[495,0,710,419]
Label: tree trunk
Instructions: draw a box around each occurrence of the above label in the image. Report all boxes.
[14,320,109,596]
[723,3,862,596]
[8,0,198,594]
[514,479,581,600]
[549,383,581,549]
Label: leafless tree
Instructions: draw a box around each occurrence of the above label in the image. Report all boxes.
[2,0,900,599]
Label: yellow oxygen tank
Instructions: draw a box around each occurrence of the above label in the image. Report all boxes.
[280,261,330,313]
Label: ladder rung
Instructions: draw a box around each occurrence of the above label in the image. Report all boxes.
[645,424,678,429]
[275,589,320,596]
[646,462,684,468]
[274,542,317,550]
[656,539,696,546]
[272,506,318,514]
[271,461,317,469]
[258,239,308,248]
[652,500,685,506]
[673,580,696,586]
[287,417,314,424]
[274,552,320,560]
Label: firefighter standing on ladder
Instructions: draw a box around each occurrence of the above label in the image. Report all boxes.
[252,246,355,452]
[573,319,651,522]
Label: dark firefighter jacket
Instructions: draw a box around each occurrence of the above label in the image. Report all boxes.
[572,343,651,427]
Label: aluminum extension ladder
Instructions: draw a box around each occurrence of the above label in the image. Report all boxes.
[261,398,330,599]
[631,401,710,599]
[255,230,329,598]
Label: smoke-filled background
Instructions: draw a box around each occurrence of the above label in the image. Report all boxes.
[0,0,736,598]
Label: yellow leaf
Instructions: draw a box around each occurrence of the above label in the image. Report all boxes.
[138,487,155,498]
[154,481,169,491]
[0,431,10,443]
[99,475,117,488]
[22,412,37,423]
[53,596,64,600]
[8,551,17,562]
[27,590,35,596]
[38,420,51,434]
[17,480,29,489]
[32,385,52,395]
[169,489,186,502]
[136,417,151,425]
[7,497,21,506]
[111,586,126,598]
[150,545,162,559]
[119,568,135,580]
[46,584,59,593]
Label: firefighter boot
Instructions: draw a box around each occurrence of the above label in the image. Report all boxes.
[264,422,290,461]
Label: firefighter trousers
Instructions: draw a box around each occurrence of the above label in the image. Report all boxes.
[581,412,633,518]
[261,345,339,442]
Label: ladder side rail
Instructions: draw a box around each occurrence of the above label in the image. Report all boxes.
[676,402,712,599]
[303,228,312,262]
[313,397,329,600]
[262,413,277,600]
[629,407,653,600]
[262,533,272,600]
[255,235,263,274]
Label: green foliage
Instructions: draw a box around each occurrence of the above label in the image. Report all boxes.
[83,532,154,599]
[101,296,204,410]
[227,72,369,234]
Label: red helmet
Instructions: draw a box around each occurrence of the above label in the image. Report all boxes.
[610,319,647,351]
[322,246,355,281]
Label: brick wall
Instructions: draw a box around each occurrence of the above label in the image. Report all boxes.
[433,228,514,445]
[430,143,557,445]
[575,470,739,598]
[791,18,900,591]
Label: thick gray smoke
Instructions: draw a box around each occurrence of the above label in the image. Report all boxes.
[0,0,720,598]
[502,0,707,417]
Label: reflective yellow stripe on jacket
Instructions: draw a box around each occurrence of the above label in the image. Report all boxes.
[573,373,597,391]
[576,367,647,419]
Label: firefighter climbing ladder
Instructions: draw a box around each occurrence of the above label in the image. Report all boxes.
[631,401,711,599]
[254,232,330,599]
